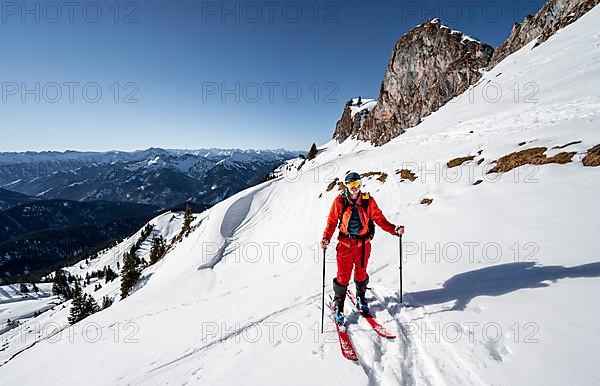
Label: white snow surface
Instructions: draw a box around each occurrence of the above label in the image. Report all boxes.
[349,98,377,118]
[0,283,56,335]
[1,7,600,386]
[430,18,481,43]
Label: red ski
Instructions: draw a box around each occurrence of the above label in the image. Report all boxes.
[347,290,396,339]
[327,297,358,361]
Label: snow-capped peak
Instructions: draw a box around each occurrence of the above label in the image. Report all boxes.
[430,18,481,43]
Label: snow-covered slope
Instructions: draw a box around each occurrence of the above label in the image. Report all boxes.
[1,6,599,385]
[0,211,184,363]
[0,283,54,335]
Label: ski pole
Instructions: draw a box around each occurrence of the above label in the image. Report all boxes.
[321,247,326,334]
[398,234,403,304]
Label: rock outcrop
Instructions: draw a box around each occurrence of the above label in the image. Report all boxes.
[334,19,494,146]
[489,0,599,68]
[333,98,377,142]
[332,0,599,146]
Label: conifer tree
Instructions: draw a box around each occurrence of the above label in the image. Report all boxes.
[68,282,101,324]
[52,269,73,299]
[104,266,118,283]
[68,283,84,324]
[307,143,318,160]
[101,295,114,310]
[83,293,100,316]
[182,205,194,237]
[120,252,140,299]
[149,235,167,264]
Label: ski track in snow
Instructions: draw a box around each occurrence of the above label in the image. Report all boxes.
[346,291,438,385]
[365,286,487,386]
[316,262,481,385]
[321,260,489,386]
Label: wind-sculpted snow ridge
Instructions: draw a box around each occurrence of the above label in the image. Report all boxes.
[197,180,277,270]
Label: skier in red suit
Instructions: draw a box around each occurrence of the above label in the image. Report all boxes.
[320,172,405,324]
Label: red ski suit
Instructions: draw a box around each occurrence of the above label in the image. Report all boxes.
[322,192,397,286]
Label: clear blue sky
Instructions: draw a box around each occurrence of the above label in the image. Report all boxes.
[0,0,545,152]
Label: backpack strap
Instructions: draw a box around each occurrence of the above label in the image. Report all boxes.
[338,194,349,228]
[362,193,376,241]
[360,192,370,212]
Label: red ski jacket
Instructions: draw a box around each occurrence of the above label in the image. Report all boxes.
[322,192,397,241]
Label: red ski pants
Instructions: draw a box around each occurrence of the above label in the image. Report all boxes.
[335,237,371,286]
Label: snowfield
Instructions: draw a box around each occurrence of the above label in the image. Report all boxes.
[1,6,600,386]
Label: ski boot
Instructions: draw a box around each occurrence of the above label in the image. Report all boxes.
[355,277,370,315]
[333,278,348,325]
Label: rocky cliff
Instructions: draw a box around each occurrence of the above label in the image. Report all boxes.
[333,0,599,146]
[489,0,599,68]
[333,98,377,142]
[334,19,494,146]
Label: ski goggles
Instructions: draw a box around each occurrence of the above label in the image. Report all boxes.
[346,180,361,189]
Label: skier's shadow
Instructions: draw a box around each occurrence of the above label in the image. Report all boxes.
[392,261,600,312]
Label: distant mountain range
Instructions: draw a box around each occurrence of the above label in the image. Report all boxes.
[0,147,302,280]
[0,148,302,209]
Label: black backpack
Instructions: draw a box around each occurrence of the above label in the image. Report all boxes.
[338,193,376,239]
